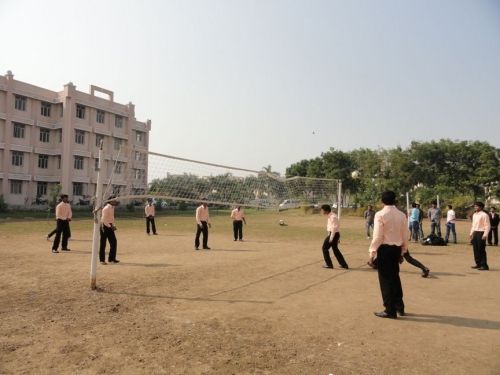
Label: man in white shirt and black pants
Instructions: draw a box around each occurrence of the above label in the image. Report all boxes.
[51,194,72,253]
[368,191,408,319]
[195,201,211,250]
[230,206,246,241]
[320,204,348,269]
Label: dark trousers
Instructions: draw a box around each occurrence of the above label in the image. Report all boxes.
[52,219,70,250]
[404,251,427,271]
[146,216,157,234]
[471,231,488,268]
[100,226,117,262]
[48,225,71,239]
[488,227,498,246]
[195,221,209,248]
[445,222,457,243]
[322,232,348,268]
[376,245,404,315]
[233,220,243,240]
[430,221,441,236]
[411,221,420,241]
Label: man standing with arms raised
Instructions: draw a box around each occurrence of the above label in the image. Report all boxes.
[368,191,408,319]
[51,194,72,253]
[195,201,211,250]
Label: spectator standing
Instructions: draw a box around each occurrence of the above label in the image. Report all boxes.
[445,204,457,244]
[428,201,442,237]
[364,205,376,239]
[488,207,499,246]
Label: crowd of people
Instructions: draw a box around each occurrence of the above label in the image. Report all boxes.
[47,192,497,319]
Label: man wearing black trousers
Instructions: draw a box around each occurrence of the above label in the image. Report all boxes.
[368,191,408,319]
[51,194,72,253]
[320,204,348,269]
[488,207,499,246]
[195,201,211,250]
[145,198,158,235]
[470,202,490,271]
[100,196,120,265]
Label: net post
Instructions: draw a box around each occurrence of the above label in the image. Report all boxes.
[337,180,342,220]
[90,142,104,290]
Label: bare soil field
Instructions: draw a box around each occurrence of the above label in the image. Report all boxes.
[1,211,499,374]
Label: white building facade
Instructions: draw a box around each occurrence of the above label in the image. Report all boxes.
[0,71,150,207]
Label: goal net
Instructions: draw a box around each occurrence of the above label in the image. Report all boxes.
[102,151,340,210]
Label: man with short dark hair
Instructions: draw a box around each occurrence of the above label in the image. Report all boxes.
[51,194,72,253]
[145,198,158,235]
[428,201,442,237]
[100,196,120,264]
[368,191,408,319]
[320,204,348,269]
[195,201,211,250]
[230,206,246,241]
[364,205,375,239]
[445,204,457,244]
[488,207,499,246]
[470,202,490,271]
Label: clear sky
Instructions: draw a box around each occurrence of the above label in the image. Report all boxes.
[1,0,499,174]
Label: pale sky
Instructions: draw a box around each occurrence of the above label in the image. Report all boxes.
[1,0,499,174]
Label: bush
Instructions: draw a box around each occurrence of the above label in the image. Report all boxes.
[126,202,136,212]
[0,195,8,212]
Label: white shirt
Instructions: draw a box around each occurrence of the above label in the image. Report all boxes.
[369,205,408,256]
[231,208,245,221]
[55,201,72,220]
[326,212,339,241]
[196,205,209,225]
[446,209,456,224]
[101,204,115,228]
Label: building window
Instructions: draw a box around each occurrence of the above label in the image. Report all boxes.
[73,182,83,196]
[13,123,25,138]
[135,151,141,161]
[113,138,121,150]
[14,95,27,111]
[135,131,144,142]
[41,102,51,117]
[96,110,105,124]
[95,134,104,147]
[10,180,23,194]
[74,155,84,170]
[75,130,85,144]
[37,182,48,196]
[134,169,143,180]
[94,158,99,170]
[60,105,64,117]
[38,154,49,169]
[115,115,123,128]
[39,128,50,143]
[115,162,124,174]
[11,151,24,166]
[57,155,61,169]
[76,104,86,119]
[112,185,122,195]
[58,129,62,143]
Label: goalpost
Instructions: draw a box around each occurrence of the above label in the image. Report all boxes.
[89,150,342,289]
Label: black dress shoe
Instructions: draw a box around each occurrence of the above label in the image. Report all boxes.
[478,266,489,271]
[374,311,397,319]
[203,247,211,250]
[109,260,120,264]
[61,248,71,251]
[341,265,349,269]
[397,309,406,316]
[421,268,430,278]
[51,249,59,253]
[471,265,480,269]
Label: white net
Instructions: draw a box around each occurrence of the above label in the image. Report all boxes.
[105,151,340,210]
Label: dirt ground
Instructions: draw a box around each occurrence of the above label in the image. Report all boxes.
[1,212,499,375]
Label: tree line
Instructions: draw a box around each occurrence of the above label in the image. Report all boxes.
[285,139,500,216]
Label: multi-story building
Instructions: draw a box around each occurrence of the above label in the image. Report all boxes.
[0,71,150,207]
